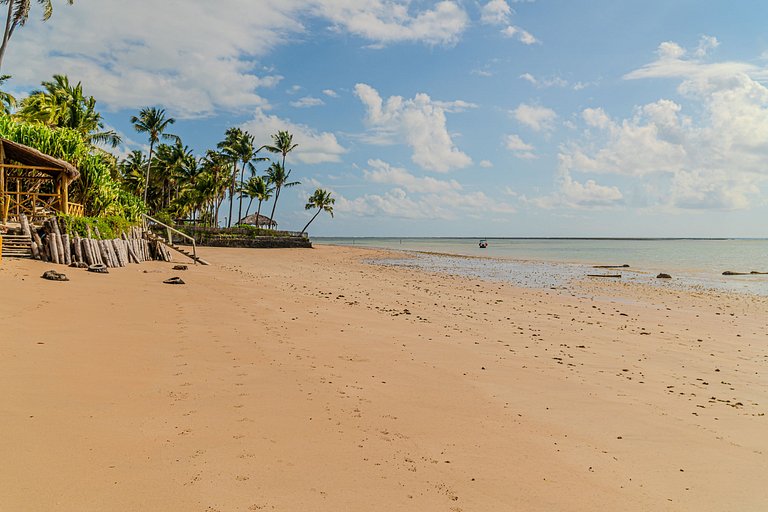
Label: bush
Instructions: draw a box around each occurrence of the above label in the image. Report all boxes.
[58,214,138,239]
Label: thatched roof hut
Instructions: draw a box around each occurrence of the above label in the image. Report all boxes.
[239,213,277,228]
[1,138,79,180]
[1,137,82,222]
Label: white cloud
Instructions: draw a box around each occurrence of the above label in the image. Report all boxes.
[241,109,346,165]
[336,187,515,219]
[504,134,537,159]
[354,83,473,172]
[481,0,512,25]
[694,35,720,58]
[501,25,538,44]
[526,172,623,210]
[290,96,325,108]
[335,158,515,218]
[5,1,470,117]
[479,159,493,168]
[520,72,587,90]
[317,0,469,46]
[480,0,537,44]
[512,103,557,132]
[322,89,339,97]
[557,38,768,210]
[363,159,462,193]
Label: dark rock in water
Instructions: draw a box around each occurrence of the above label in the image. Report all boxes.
[723,271,745,276]
[172,265,188,271]
[69,262,88,269]
[750,271,768,275]
[657,273,672,279]
[593,264,630,269]
[163,276,185,285]
[41,270,69,281]
[87,264,109,274]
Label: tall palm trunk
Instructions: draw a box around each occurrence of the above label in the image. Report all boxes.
[245,196,254,219]
[227,162,236,227]
[256,199,263,228]
[143,140,155,205]
[301,208,322,235]
[237,161,246,224]
[269,186,281,229]
[0,1,14,72]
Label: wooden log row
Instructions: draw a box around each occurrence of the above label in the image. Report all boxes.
[29,218,169,267]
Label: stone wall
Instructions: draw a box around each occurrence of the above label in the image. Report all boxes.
[196,236,312,249]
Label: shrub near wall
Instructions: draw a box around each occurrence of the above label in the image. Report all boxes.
[179,226,312,249]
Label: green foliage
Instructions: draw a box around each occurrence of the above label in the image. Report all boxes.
[58,214,137,239]
[0,114,145,220]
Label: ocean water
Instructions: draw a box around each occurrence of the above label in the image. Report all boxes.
[314,238,768,296]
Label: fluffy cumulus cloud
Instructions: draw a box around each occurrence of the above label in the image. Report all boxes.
[480,0,538,44]
[316,0,469,46]
[354,83,473,172]
[512,103,557,133]
[335,159,515,219]
[241,110,346,165]
[555,37,768,210]
[6,0,470,117]
[504,134,537,159]
[363,159,462,193]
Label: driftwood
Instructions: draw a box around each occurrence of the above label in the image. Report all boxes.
[62,233,72,265]
[722,271,768,276]
[593,264,629,269]
[28,216,180,268]
[587,274,622,278]
[48,234,59,264]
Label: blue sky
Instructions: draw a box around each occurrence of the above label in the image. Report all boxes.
[5,0,768,236]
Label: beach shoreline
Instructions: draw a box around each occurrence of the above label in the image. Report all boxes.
[1,245,767,511]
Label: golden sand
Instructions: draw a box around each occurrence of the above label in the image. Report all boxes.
[1,245,767,511]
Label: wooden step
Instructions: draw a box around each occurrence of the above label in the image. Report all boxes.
[144,231,209,265]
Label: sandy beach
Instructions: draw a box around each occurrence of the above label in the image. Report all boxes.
[1,245,767,511]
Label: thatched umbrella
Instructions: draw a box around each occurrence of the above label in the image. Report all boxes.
[239,213,277,229]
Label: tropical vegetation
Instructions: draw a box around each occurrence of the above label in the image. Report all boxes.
[0,71,335,235]
[0,0,74,71]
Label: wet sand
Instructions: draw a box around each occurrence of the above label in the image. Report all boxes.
[1,245,767,511]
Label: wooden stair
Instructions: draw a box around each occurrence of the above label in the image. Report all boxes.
[144,231,209,265]
[1,234,33,258]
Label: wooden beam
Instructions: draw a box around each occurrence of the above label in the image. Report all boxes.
[0,141,5,224]
[62,176,69,216]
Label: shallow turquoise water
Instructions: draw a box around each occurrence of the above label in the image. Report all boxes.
[315,238,768,295]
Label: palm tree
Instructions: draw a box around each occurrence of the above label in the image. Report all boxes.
[119,150,149,197]
[217,127,244,227]
[264,130,298,170]
[131,107,177,205]
[153,140,192,209]
[0,0,74,71]
[200,150,230,226]
[238,174,273,223]
[301,188,334,234]
[16,74,120,147]
[0,74,14,113]
[265,161,299,228]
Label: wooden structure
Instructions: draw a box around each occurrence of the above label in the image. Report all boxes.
[0,138,82,224]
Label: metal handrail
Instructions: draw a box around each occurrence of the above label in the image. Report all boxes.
[142,213,198,263]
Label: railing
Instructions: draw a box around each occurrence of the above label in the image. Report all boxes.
[68,202,84,217]
[142,213,199,263]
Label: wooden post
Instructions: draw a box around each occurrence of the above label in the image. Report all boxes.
[0,164,5,225]
[62,233,72,265]
[61,177,69,216]
[48,235,59,264]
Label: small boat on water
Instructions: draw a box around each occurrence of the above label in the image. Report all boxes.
[479,239,488,248]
